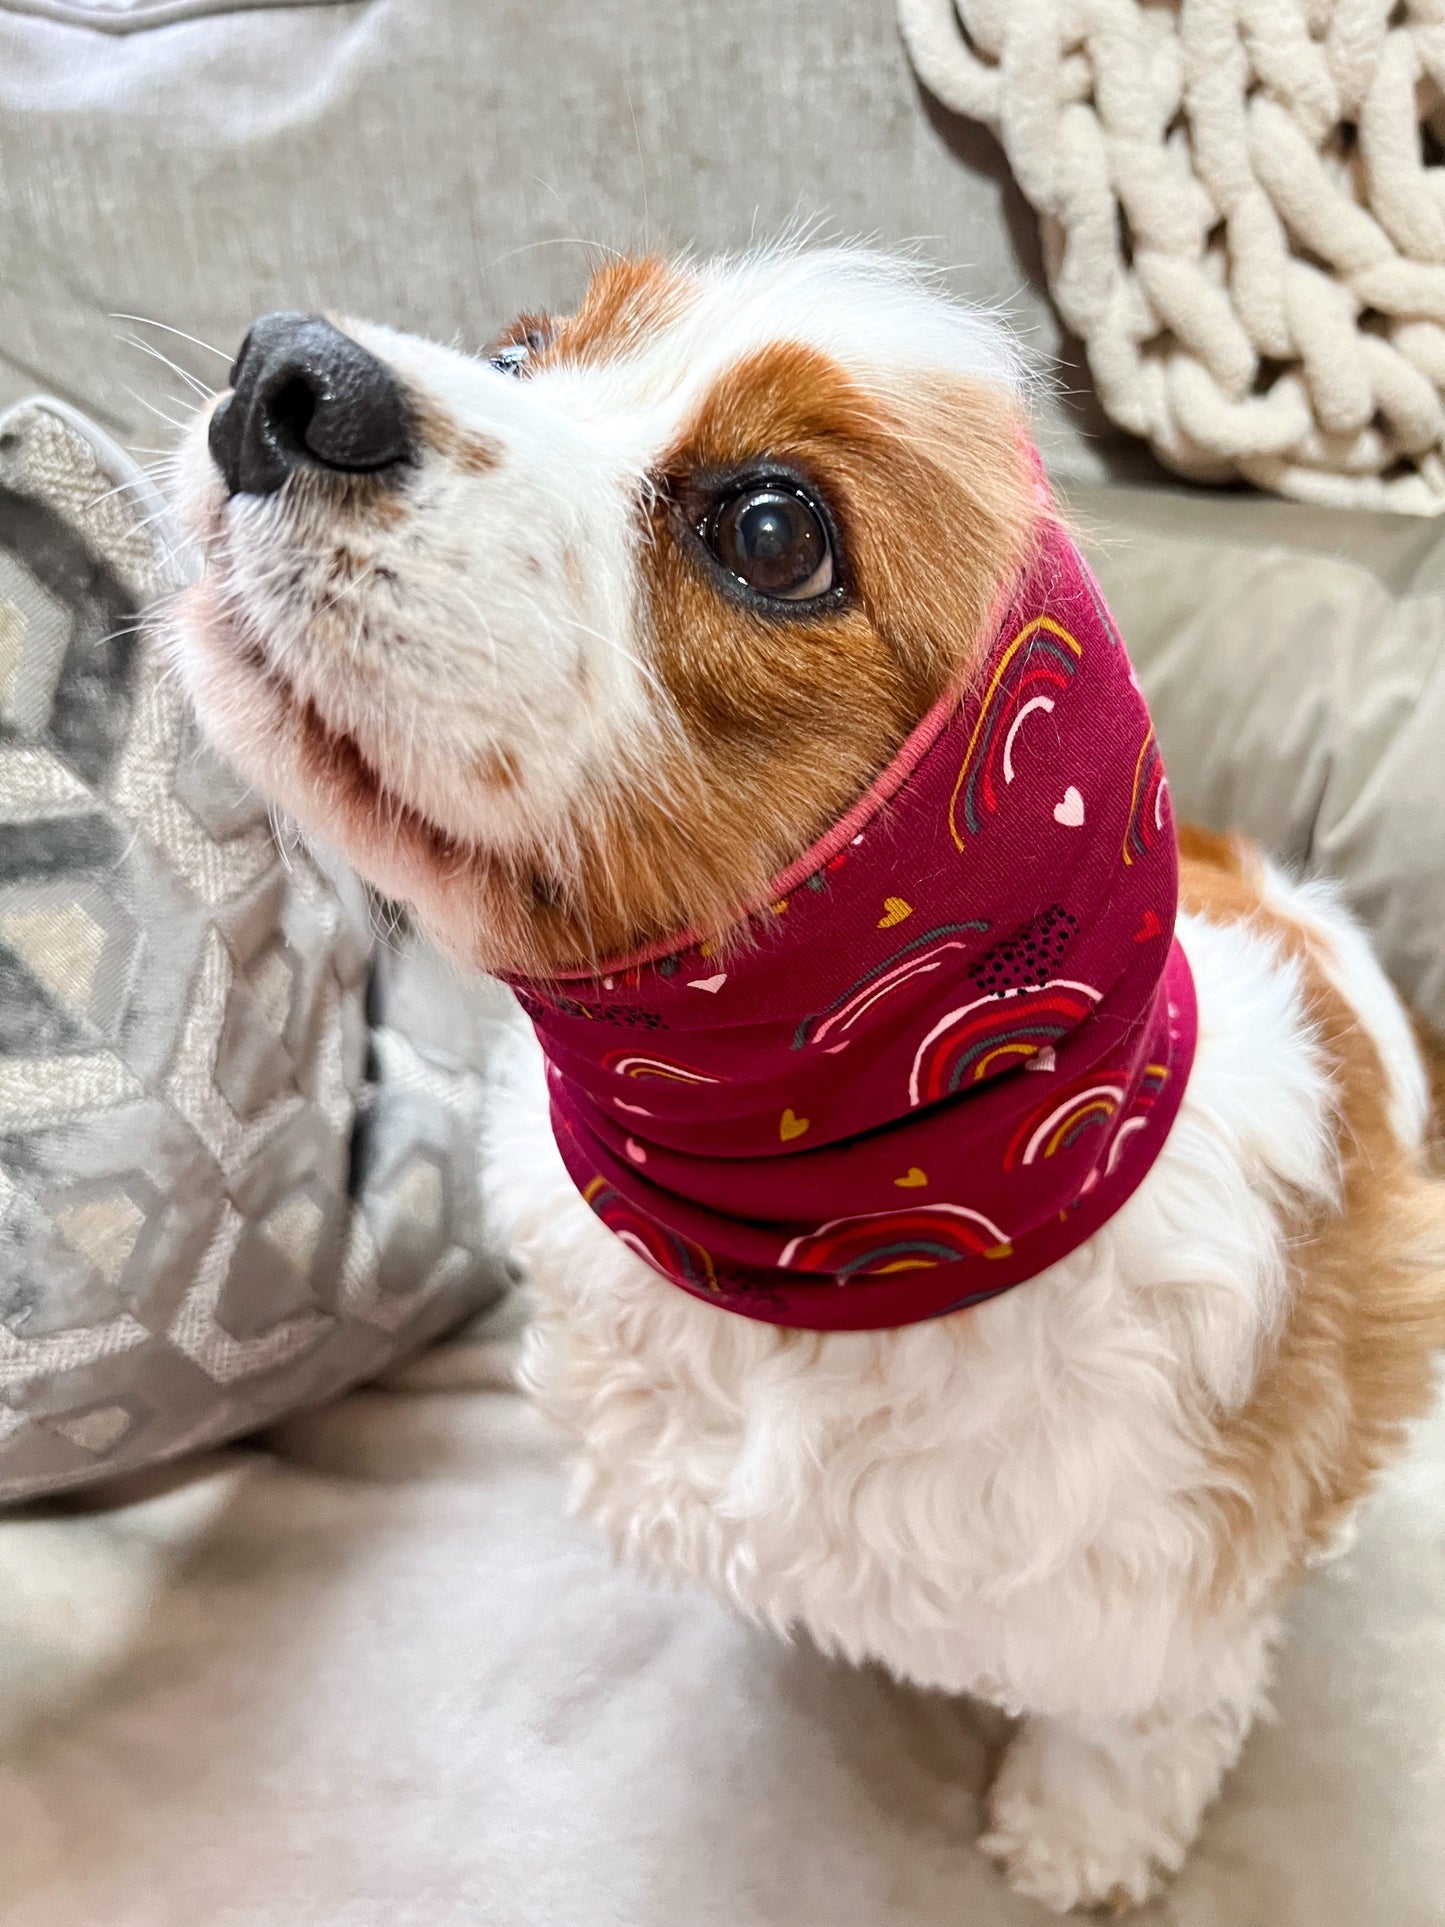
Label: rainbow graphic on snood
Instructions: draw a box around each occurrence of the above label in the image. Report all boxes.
[780,1204,1014,1278]
[583,1179,719,1296]
[600,1049,720,1086]
[908,980,1102,1105]
[513,482,1199,1332]
[948,616,1082,851]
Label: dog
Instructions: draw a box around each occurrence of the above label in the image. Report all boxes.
[168,249,1445,1913]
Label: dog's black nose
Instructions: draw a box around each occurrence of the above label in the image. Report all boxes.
[208,312,412,498]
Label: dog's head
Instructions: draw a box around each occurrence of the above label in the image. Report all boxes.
[169,250,1035,972]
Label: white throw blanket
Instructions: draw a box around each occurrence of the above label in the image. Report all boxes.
[2,1290,1442,1926]
[900,0,1445,514]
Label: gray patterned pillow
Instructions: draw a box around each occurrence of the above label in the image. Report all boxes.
[0,398,511,1501]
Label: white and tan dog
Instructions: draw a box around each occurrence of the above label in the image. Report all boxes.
[168,250,1445,1913]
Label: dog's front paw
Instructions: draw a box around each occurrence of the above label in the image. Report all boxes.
[979,1714,1202,1915]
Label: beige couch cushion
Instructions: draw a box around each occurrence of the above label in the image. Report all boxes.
[1077,484,1445,1027]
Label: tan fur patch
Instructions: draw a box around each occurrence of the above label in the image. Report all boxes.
[474,747,522,794]
[411,400,504,475]
[486,342,1035,970]
[455,433,503,476]
[546,256,696,367]
[1409,1014,1445,1175]
[324,546,370,585]
[1177,834,1445,1608]
[493,310,552,350]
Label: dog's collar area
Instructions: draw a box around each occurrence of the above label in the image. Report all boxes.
[513,504,1198,1331]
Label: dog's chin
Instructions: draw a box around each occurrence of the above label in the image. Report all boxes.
[168,577,505,964]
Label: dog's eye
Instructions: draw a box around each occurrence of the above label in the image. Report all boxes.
[486,317,552,377]
[704,483,835,601]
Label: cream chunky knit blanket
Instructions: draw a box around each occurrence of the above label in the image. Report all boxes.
[900,0,1445,513]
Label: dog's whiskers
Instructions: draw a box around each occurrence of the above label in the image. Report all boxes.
[119,333,216,403]
[110,312,232,362]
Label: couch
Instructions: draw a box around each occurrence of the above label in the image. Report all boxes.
[1,3,1443,1923]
